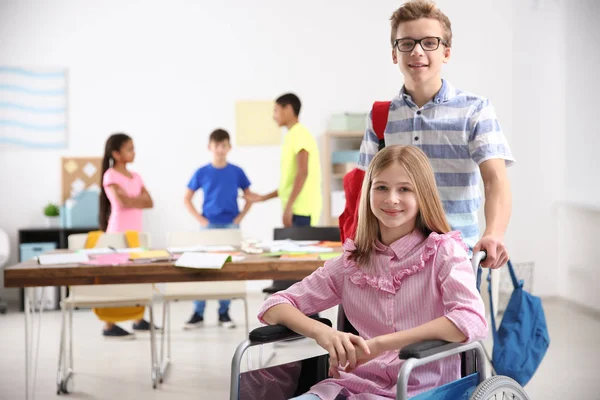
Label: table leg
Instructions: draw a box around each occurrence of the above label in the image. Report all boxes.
[24,287,46,400]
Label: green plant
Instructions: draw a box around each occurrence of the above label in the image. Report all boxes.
[43,203,60,217]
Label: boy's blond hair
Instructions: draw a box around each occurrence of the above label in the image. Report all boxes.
[350,145,451,266]
[390,0,453,48]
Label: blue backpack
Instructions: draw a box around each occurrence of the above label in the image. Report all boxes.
[488,260,550,386]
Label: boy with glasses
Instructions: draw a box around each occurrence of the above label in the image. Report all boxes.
[357,0,515,270]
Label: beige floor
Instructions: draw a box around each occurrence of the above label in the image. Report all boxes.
[0,293,598,400]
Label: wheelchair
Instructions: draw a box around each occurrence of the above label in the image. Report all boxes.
[230,251,531,400]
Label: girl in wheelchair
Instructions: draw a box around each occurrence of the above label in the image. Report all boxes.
[258,145,488,400]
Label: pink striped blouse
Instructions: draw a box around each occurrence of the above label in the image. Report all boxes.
[257,230,487,400]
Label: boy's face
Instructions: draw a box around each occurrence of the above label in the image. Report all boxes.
[392,18,451,87]
[208,139,231,160]
[273,103,292,127]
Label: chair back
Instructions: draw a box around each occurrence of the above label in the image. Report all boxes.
[273,227,340,242]
[67,232,153,300]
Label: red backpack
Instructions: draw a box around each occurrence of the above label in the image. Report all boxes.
[339,101,391,242]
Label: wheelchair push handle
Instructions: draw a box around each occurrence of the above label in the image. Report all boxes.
[471,250,486,276]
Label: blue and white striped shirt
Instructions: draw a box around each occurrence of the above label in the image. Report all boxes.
[358,79,515,248]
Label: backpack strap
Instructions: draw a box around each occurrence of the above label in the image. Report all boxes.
[371,101,391,150]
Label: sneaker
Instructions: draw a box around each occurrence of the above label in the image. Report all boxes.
[103,324,135,340]
[183,312,204,330]
[218,311,237,329]
[132,319,162,332]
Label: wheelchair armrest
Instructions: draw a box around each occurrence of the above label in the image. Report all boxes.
[249,317,332,344]
[398,340,462,360]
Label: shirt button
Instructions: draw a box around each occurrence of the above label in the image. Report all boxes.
[416,110,422,115]
[414,136,419,141]
[388,320,393,325]
[381,364,386,370]
[388,294,394,299]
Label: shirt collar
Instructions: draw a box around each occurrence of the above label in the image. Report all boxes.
[398,78,455,106]
[374,229,426,260]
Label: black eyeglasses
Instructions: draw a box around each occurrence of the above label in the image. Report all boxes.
[393,36,448,52]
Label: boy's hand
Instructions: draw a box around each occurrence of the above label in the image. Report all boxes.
[473,233,508,269]
[197,215,209,227]
[283,207,293,227]
[243,192,263,203]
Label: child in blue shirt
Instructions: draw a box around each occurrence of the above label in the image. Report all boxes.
[183,128,253,329]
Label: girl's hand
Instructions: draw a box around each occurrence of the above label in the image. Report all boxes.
[343,337,384,373]
[314,327,370,378]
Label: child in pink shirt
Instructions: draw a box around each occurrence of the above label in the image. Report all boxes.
[98,133,154,339]
[258,145,487,399]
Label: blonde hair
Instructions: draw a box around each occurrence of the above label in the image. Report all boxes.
[390,0,453,48]
[350,145,450,266]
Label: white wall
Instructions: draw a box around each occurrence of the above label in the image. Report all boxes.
[556,204,600,312]
[1,0,591,301]
[565,0,600,206]
[555,0,600,311]
[508,0,567,296]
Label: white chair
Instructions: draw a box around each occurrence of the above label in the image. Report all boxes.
[157,229,248,383]
[0,228,10,314]
[56,232,159,394]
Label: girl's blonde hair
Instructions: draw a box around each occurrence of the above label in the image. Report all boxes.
[350,145,450,266]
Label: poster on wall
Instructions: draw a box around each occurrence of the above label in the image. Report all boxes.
[0,66,68,149]
[60,157,101,228]
[61,157,102,203]
[235,100,281,146]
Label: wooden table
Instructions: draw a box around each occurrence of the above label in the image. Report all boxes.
[3,253,328,288]
[3,251,334,400]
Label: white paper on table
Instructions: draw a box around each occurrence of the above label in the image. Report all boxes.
[174,252,232,269]
[167,245,236,253]
[270,244,334,254]
[259,239,321,249]
[78,247,145,255]
[38,253,90,265]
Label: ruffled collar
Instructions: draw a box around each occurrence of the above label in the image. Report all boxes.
[373,230,426,259]
[342,231,465,294]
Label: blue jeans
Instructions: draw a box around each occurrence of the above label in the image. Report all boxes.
[292,214,311,227]
[194,222,239,316]
[194,298,230,316]
[201,223,239,230]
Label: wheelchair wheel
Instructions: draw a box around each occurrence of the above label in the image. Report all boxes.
[470,375,530,400]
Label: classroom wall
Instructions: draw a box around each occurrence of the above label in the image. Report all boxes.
[565,0,600,206]
[555,0,600,312]
[0,0,589,300]
[556,204,600,312]
[508,0,567,297]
